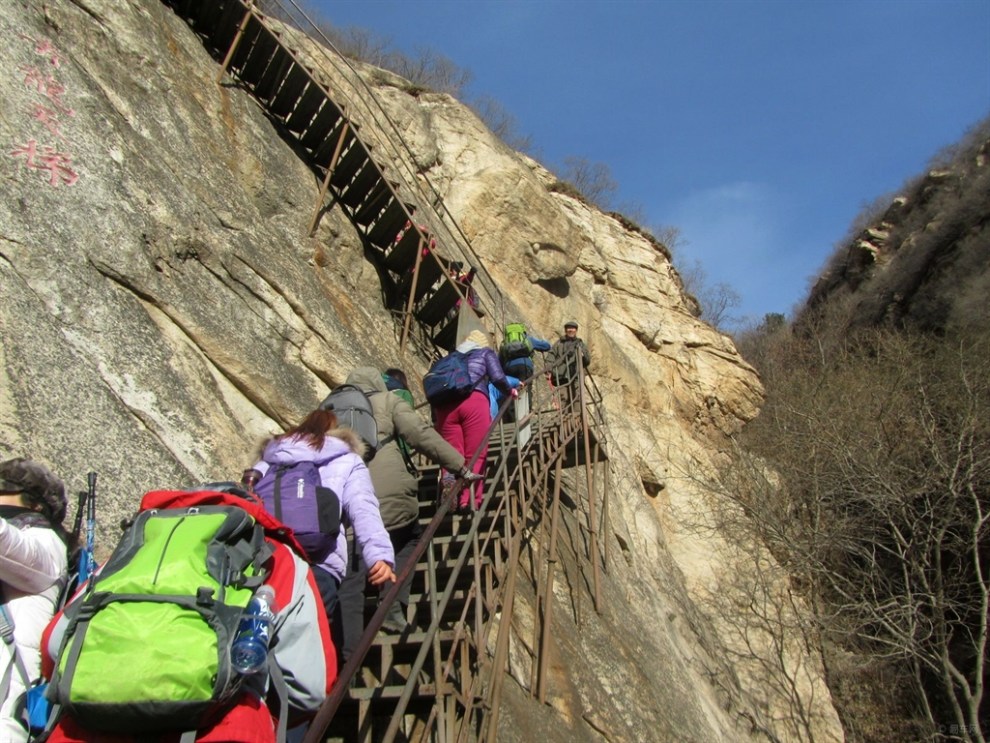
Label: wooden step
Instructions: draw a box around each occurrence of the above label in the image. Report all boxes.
[299,98,343,153]
[432,317,459,351]
[269,63,309,118]
[327,137,370,188]
[312,120,356,171]
[283,80,325,134]
[415,280,461,327]
[192,0,224,32]
[352,178,394,225]
[234,20,277,86]
[206,0,245,51]
[365,197,414,249]
[383,225,426,274]
[254,45,293,102]
[340,159,384,208]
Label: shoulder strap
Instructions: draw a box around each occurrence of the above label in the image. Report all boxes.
[0,604,35,704]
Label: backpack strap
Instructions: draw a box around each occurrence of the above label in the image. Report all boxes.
[0,603,35,707]
[233,523,274,591]
[271,467,287,523]
[268,654,289,743]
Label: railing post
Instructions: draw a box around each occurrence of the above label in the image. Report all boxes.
[216,2,254,84]
[307,121,351,236]
[537,455,564,703]
[578,361,602,612]
[399,234,425,354]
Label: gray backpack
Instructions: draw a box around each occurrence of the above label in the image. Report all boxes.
[319,384,379,461]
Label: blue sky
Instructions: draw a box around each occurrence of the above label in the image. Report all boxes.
[310,0,990,326]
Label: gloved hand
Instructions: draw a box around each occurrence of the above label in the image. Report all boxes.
[458,467,484,483]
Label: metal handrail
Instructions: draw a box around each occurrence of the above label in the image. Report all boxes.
[256,0,510,327]
[302,391,515,743]
[302,362,608,742]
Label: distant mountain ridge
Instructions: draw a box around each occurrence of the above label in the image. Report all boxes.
[802,118,990,335]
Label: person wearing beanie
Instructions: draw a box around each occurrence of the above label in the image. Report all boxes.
[547,320,591,403]
[434,329,519,513]
[0,457,70,742]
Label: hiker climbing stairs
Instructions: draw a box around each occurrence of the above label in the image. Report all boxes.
[158,2,614,740]
[309,370,610,743]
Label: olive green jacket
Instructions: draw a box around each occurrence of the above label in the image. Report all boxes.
[345,367,466,529]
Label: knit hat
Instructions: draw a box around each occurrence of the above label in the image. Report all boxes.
[464,329,489,348]
[0,457,67,524]
[564,320,578,329]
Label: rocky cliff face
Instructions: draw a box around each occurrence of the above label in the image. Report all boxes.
[0,1,840,740]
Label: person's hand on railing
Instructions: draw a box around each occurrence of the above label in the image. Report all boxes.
[509,388,519,399]
[367,560,396,585]
[458,466,484,483]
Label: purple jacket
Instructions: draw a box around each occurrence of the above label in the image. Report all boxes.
[464,347,516,395]
[251,428,394,582]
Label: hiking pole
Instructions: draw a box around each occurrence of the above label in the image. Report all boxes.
[77,472,97,585]
[70,490,87,550]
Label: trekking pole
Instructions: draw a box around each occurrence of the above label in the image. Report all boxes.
[70,490,87,548]
[77,472,97,585]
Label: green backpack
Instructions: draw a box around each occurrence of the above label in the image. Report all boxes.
[48,501,274,736]
[499,322,533,362]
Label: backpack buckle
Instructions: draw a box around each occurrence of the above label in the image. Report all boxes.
[195,587,215,606]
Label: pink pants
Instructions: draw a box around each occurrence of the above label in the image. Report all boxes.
[434,390,490,507]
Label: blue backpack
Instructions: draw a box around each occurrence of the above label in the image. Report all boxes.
[254,460,340,563]
[423,351,475,405]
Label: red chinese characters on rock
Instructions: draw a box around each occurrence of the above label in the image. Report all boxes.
[9,35,79,188]
[9,140,79,187]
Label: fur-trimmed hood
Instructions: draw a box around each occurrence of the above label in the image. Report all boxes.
[262,426,367,465]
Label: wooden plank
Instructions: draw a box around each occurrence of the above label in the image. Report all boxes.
[410,255,448,301]
[341,166,385,210]
[227,15,267,75]
[328,139,370,188]
[415,281,461,327]
[339,158,382,207]
[384,226,424,274]
[353,182,393,226]
[192,0,225,33]
[299,99,343,152]
[312,120,354,169]
[283,81,324,134]
[366,198,414,249]
[269,63,308,118]
[254,46,292,102]
[207,0,245,51]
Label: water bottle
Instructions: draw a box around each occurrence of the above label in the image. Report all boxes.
[230,585,276,674]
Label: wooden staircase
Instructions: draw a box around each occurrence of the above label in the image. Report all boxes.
[159,3,613,741]
[164,0,487,355]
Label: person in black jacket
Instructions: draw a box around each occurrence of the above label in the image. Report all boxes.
[547,320,591,405]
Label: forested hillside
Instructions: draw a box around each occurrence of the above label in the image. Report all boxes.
[734,118,990,742]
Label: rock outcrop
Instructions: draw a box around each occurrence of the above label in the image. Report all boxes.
[804,121,990,334]
[0,1,840,740]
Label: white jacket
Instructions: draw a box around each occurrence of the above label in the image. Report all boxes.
[0,517,67,743]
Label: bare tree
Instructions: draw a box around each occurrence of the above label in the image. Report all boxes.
[735,328,989,742]
[383,47,472,96]
[678,258,741,330]
[559,156,618,210]
[469,95,534,153]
